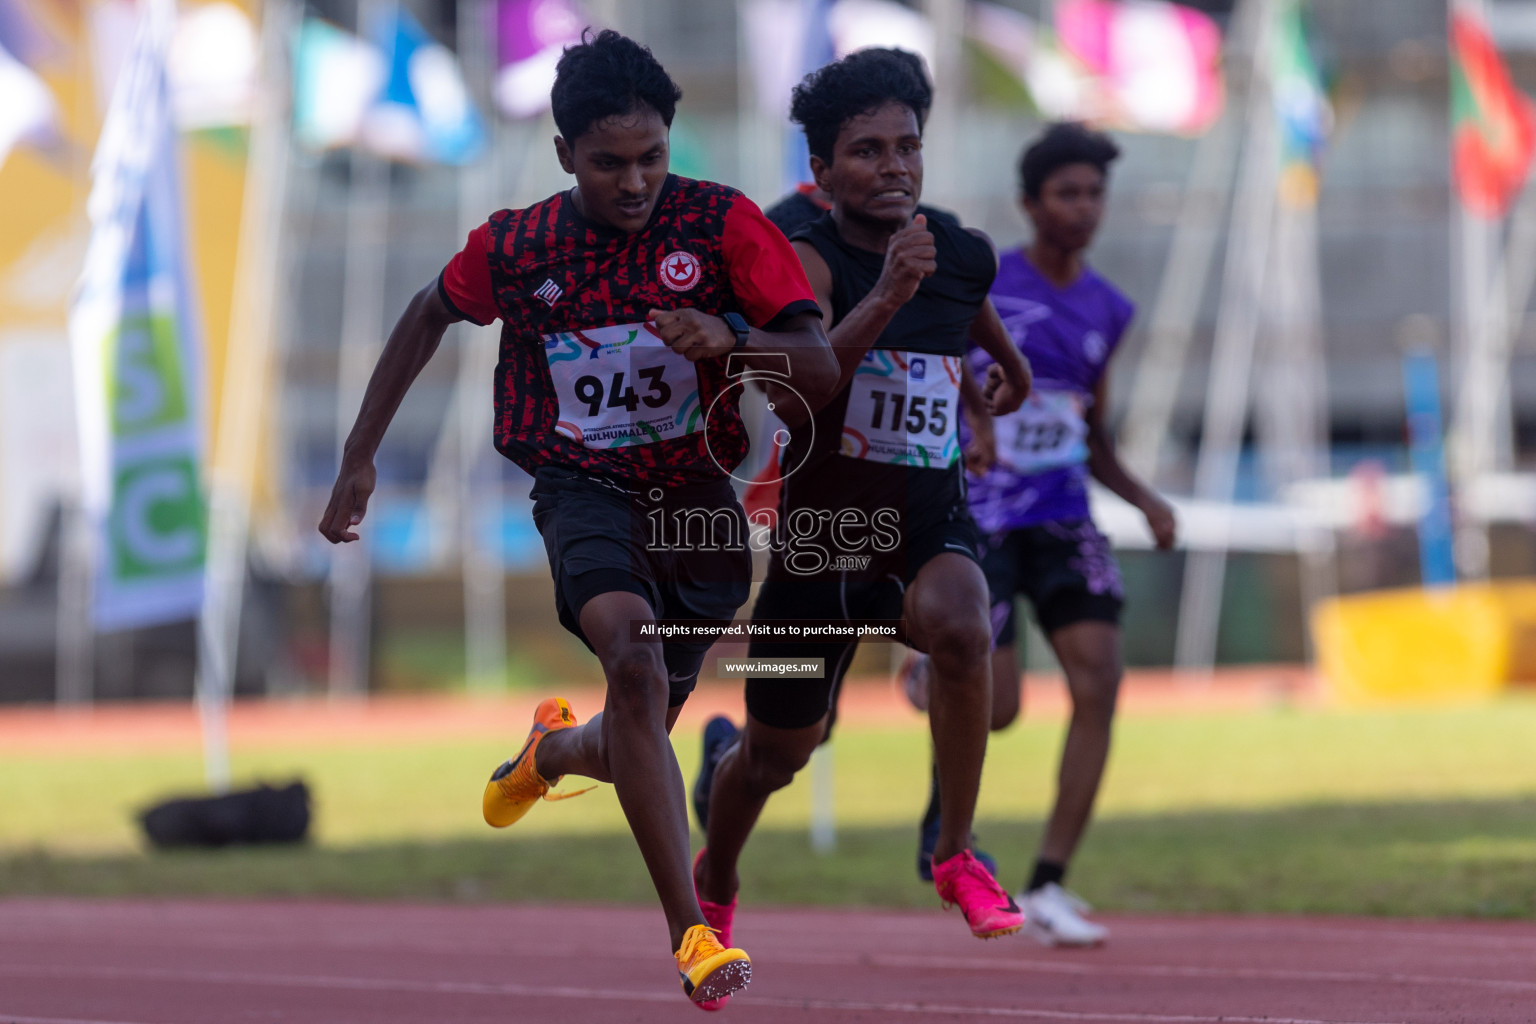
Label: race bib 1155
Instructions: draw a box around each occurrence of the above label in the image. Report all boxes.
[840,350,961,467]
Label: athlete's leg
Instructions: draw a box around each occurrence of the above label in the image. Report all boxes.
[536,590,701,950]
[990,643,1022,732]
[697,573,854,904]
[903,552,993,867]
[916,640,1015,872]
[915,570,1021,877]
[696,711,825,905]
[1036,619,1122,867]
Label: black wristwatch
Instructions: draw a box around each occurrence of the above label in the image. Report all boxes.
[723,312,751,351]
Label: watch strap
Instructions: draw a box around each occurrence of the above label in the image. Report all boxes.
[723,312,751,350]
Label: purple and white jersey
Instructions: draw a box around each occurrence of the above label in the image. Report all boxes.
[964,249,1134,532]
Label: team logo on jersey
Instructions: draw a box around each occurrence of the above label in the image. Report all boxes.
[1082,330,1107,363]
[660,250,701,291]
[535,279,563,306]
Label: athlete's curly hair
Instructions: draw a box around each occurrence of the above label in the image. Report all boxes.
[551,29,682,142]
[790,48,933,164]
[1018,122,1120,199]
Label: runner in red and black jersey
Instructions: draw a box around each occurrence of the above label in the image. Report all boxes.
[690,49,1035,944]
[318,30,834,1009]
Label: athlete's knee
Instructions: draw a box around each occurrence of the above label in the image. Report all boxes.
[924,608,992,669]
[739,728,818,794]
[1068,665,1122,728]
[603,646,668,719]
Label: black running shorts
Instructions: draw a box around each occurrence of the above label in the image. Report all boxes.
[979,518,1124,647]
[530,467,752,706]
[743,510,981,731]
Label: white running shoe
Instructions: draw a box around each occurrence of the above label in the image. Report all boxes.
[1019,883,1108,947]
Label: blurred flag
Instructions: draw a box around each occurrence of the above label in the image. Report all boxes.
[168,1,256,130]
[1056,0,1223,134]
[494,0,582,119]
[786,0,833,191]
[69,0,207,630]
[0,38,58,168]
[364,6,484,165]
[967,0,1222,134]
[741,0,932,189]
[827,0,932,66]
[0,0,60,67]
[1450,5,1536,218]
[1272,0,1331,207]
[293,12,484,165]
[967,2,1081,116]
[293,18,384,151]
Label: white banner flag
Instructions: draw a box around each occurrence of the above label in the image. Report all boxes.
[69,0,206,631]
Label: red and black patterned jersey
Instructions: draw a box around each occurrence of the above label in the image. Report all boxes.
[437,174,820,487]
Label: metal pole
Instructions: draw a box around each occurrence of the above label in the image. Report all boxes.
[329,0,390,699]
[1447,0,1492,579]
[194,0,295,791]
[1174,0,1279,675]
[1120,113,1239,481]
[1120,0,1263,481]
[809,743,836,853]
[457,0,507,692]
[921,0,965,213]
[54,503,93,706]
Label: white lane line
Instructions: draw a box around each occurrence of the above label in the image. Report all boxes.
[0,1015,162,1024]
[835,952,1536,993]
[7,915,1536,955]
[4,935,1528,996]
[0,964,1408,1024]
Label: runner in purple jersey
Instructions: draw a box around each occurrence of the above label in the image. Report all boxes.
[904,122,1176,947]
[964,251,1133,532]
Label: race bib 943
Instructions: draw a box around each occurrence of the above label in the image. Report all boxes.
[840,350,961,467]
[544,322,702,448]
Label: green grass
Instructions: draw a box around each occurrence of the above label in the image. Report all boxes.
[5,697,1536,917]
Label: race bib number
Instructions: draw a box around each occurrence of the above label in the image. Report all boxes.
[992,389,1089,475]
[543,322,702,448]
[840,350,961,467]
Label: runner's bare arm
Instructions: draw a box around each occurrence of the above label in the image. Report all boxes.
[644,308,835,423]
[961,228,1031,416]
[319,282,458,543]
[969,298,1031,416]
[794,214,935,393]
[1084,375,1176,549]
[957,359,996,474]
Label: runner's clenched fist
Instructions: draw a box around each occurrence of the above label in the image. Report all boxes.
[648,307,736,361]
[873,213,936,307]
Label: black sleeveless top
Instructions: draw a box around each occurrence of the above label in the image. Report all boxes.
[775,207,997,547]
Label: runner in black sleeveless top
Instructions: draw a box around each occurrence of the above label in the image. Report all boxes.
[781,205,995,542]
[692,48,1035,943]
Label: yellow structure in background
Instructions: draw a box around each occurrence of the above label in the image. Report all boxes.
[1311,581,1536,706]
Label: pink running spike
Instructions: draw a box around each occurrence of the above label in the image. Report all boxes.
[932,849,1026,939]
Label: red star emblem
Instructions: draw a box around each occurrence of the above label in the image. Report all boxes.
[660,250,701,292]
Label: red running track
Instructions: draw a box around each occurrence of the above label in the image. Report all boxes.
[2,899,1534,1024]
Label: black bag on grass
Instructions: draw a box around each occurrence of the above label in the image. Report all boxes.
[139,781,311,848]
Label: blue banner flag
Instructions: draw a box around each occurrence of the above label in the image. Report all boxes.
[69,0,207,630]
